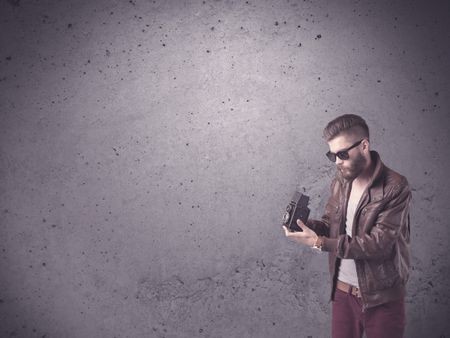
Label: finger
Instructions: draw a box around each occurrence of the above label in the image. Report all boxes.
[284,226,308,239]
[282,225,290,236]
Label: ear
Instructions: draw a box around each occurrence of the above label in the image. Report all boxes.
[362,139,370,152]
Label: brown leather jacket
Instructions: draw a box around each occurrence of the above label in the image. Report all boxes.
[307,151,411,310]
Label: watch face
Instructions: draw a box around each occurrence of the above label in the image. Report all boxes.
[313,238,323,251]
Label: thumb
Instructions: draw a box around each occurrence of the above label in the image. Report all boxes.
[296,219,307,230]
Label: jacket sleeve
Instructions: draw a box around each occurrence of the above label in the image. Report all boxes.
[306,178,339,237]
[306,219,330,237]
[321,178,411,260]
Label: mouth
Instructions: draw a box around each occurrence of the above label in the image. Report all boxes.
[338,167,351,175]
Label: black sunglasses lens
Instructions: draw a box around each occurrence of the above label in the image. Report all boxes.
[326,152,336,162]
[326,151,350,162]
[336,151,349,160]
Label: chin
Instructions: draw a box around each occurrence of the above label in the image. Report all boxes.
[341,169,358,180]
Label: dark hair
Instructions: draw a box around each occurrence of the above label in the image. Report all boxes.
[323,114,370,142]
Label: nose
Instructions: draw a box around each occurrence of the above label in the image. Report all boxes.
[335,157,344,165]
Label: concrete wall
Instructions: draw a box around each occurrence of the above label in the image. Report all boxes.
[1,0,449,337]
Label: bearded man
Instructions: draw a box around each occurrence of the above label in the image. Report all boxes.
[283,114,411,338]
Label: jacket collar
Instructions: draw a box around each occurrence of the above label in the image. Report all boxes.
[367,151,385,202]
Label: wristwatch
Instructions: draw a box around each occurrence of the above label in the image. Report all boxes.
[312,236,323,251]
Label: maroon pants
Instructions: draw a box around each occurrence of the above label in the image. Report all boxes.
[332,289,405,338]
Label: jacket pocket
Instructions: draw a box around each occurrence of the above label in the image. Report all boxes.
[358,202,383,234]
[366,259,399,291]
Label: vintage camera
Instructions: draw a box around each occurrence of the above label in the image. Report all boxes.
[282,191,310,232]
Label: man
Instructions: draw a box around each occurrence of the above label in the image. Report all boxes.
[283,114,411,338]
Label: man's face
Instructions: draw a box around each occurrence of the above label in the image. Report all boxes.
[327,135,367,181]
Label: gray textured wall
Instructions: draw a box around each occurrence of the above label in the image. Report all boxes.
[1,0,449,337]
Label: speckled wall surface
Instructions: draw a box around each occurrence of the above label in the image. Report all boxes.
[1,0,449,337]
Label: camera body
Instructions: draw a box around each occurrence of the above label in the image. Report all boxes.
[282,191,310,232]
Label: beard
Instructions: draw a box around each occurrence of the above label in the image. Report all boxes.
[338,151,367,181]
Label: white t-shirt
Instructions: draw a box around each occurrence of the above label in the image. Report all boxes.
[338,196,359,287]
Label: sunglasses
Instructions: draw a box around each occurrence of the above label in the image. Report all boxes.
[326,139,364,162]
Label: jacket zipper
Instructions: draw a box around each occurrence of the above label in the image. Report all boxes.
[352,183,371,311]
[345,180,371,311]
